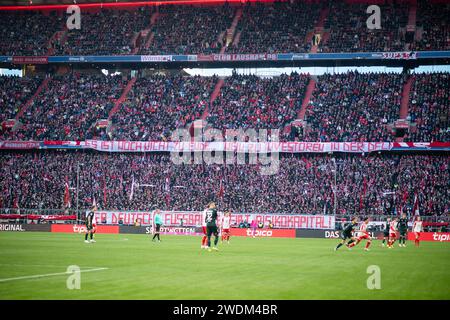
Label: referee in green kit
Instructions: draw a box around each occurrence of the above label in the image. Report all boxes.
[152,209,163,242]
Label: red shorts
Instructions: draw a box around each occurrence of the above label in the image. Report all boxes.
[202,226,207,235]
[389,232,397,239]
[414,232,420,238]
[222,228,230,234]
[358,233,370,240]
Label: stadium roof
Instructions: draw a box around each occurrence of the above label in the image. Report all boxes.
[0,0,286,10]
[0,0,279,6]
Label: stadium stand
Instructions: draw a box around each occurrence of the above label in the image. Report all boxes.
[0,11,63,56]
[405,73,450,142]
[0,1,448,55]
[411,0,450,51]
[0,0,448,220]
[140,5,234,55]
[206,72,310,132]
[0,75,42,129]
[225,2,321,54]
[319,2,409,53]
[11,72,126,141]
[0,152,447,217]
[54,7,151,55]
[303,71,405,142]
[110,74,217,141]
[1,71,449,143]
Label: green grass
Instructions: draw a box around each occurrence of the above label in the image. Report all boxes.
[0,232,449,299]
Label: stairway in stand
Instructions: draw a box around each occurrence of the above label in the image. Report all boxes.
[297,77,316,120]
[107,77,137,120]
[201,78,225,120]
[220,8,243,54]
[15,77,51,121]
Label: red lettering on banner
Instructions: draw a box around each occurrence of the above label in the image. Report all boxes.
[305,143,312,152]
[343,142,354,152]
[316,216,324,228]
[287,216,294,228]
[293,216,299,228]
[347,142,356,152]
[326,216,333,228]
[313,143,324,152]
[330,142,339,151]
[90,140,98,149]
[298,216,306,228]
[135,142,142,151]
[273,215,280,226]
[238,143,246,153]
[127,213,134,223]
[173,213,180,225]
[306,216,312,228]
[282,216,289,228]
[302,216,309,228]
[284,142,293,153]
[146,142,153,151]
[100,140,110,151]
[144,213,151,225]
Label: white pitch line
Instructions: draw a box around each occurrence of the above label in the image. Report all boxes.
[0,264,105,269]
[0,267,109,283]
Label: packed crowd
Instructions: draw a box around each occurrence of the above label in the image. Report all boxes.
[303,71,405,142]
[110,74,216,141]
[11,72,126,141]
[0,1,449,55]
[2,71,449,142]
[54,8,150,55]
[206,73,309,134]
[141,5,234,55]
[0,76,42,135]
[320,3,408,53]
[412,1,450,51]
[406,73,449,142]
[0,11,63,56]
[0,151,448,217]
[226,2,320,54]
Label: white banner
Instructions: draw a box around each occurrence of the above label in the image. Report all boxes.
[82,140,392,153]
[94,211,335,230]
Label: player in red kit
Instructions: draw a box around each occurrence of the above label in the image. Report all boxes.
[201,206,208,249]
[221,211,231,244]
[348,217,371,251]
[91,220,97,242]
[387,217,398,248]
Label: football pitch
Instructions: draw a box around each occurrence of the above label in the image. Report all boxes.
[0,232,449,300]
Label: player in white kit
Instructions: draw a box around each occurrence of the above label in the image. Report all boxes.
[387,217,398,249]
[221,211,231,244]
[412,216,423,247]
